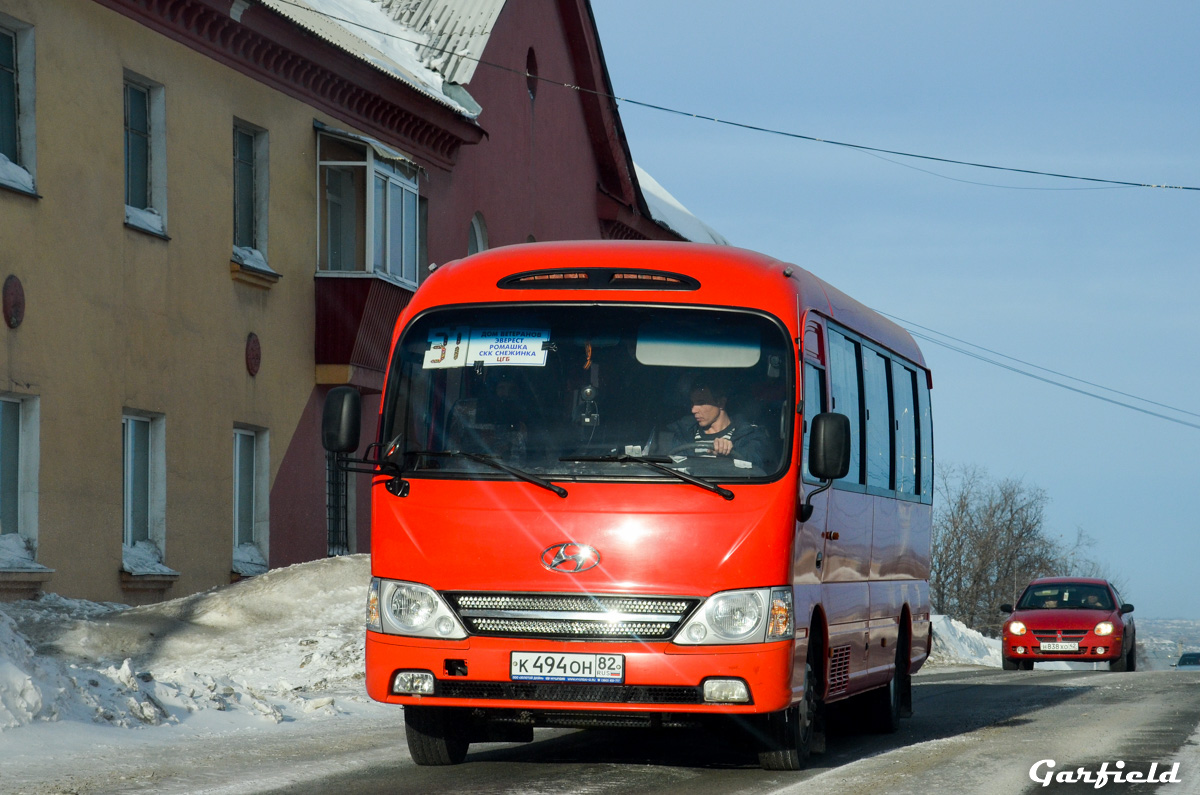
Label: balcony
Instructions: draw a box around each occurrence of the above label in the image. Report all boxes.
[314,272,415,393]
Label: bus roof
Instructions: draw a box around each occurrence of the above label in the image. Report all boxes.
[411,241,926,370]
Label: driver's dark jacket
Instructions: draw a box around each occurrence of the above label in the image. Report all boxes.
[660,414,768,469]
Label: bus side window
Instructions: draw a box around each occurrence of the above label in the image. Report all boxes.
[828,331,863,486]
[801,362,826,483]
[863,350,892,490]
[892,362,918,496]
[918,372,934,501]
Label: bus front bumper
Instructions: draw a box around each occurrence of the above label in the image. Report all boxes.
[365,631,797,715]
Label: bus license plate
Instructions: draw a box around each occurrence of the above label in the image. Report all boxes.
[510,652,625,683]
[1039,642,1079,652]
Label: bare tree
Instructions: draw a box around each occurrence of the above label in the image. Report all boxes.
[931,465,1061,636]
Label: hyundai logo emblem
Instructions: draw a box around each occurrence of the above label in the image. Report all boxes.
[541,543,600,573]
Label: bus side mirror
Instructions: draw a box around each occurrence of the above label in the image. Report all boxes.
[322,386,362,453]
[799,412,851,522]
[809,412,851,480]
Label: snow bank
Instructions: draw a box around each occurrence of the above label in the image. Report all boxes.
[0,532,48,570]
[0,152,35,193]
[0,555,372,733]
[928,614,1002,668]
[634,163,729,245]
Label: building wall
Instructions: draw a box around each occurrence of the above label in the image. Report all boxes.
[1,0,682,600]
[427,0,612,260]
[0,0,328,601]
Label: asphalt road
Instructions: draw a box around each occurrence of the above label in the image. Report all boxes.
[254,667,1200,795]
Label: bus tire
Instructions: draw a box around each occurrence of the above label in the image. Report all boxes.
[404,705,470,765]
[757,656,819,770]
[868,644,903,734]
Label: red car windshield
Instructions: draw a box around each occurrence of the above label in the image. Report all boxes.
[1016,584,1113,610]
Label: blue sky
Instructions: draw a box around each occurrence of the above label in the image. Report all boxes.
[591,2,1200,618]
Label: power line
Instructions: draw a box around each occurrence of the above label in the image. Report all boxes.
[266,0,1200,192]
[885,322,1200,431]
[880,311,1200,421]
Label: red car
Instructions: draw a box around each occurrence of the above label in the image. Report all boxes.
[1000,577,1136,671]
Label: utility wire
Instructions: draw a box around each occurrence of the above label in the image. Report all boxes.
[880,311,1200,421]
[266,0,1200,192]
[893,326,1200,431]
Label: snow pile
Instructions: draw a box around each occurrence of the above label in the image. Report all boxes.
[0,532,48,570]
[634,163,729,246]
[121,540,179,576]
[0,152,35,193]
[928,614,1002,668]
[0,554,373,733]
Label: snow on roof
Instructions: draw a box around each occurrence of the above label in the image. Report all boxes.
[370,0,506,85]
[260,0,476,117]
[634,163,729,246]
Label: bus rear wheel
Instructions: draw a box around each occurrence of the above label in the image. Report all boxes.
[404,705,470,765]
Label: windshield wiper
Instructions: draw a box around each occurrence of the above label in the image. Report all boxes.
[559,454,734,501]
[413,450,567,498]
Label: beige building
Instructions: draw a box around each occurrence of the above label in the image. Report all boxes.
[0,0,722,604]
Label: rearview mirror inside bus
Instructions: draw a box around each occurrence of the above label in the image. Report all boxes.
[322,386,362,453]
[808,412,851,481]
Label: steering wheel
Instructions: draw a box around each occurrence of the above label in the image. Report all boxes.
[668,439,716,456]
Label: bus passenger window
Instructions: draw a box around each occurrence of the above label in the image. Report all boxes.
[802,362,826,483]
[918,374,934,499]
[863,350,891,490]
[892,362,917,496]
[828,332,862,485]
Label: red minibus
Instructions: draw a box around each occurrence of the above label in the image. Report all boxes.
[323,241,933,770]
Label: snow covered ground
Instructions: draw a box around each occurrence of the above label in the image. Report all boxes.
[0,557,1005,793]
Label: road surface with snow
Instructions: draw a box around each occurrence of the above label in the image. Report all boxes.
[4,557,1200,794]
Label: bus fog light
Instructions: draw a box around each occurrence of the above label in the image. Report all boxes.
[436,617,455,636]
[686,623,708,642]
[703,679,750,703]
[392,671,435,695]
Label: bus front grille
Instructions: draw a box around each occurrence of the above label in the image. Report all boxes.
[444,592,700,641]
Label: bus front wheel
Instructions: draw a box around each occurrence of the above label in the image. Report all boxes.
[758,654,820,770]
[404,705,470,765]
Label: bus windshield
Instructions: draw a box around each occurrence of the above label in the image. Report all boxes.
[381,304,794,482]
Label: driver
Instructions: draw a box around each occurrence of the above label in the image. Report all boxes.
[660,380,767,468]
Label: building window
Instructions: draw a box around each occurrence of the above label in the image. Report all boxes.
[326,451,350,556]
[317,131,420,287]
[122,413,169,572]
[526,48,538,100]
[1,398,19,536]
[233,428,269,576]
[0,395,39,563]
[124,73,166,235]
[232,122,272,273]
[468,212,488,255]
[0,16,34,193]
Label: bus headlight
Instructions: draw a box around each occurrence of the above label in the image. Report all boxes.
[675,588,784,645]
[376,580,468,639]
